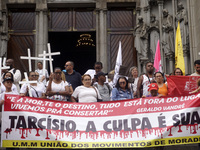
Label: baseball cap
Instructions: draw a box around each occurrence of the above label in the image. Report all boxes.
[148,83,158,91]
[3,77,14,83]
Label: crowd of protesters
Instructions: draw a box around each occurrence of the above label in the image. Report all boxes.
[1,59,200,103]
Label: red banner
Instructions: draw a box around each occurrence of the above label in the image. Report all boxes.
[167,76,200,96]
[2,94,200,148]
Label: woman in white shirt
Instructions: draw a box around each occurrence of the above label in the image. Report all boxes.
[71,74,102,103]
[20,71,46,98]
[46,67,73,101]
[1,72,18,94]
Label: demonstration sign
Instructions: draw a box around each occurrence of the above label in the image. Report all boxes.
[1,94,200,148]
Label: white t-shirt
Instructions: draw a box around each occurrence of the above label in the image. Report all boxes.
[46,80,70,101]
[35,69,49,85]
[72,86,102,103]
[1,82,18,94]
[20,82,46,98]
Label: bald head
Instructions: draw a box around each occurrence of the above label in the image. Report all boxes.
[6,59,14,69]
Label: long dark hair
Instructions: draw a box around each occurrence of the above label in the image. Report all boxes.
[115,77,130,91]
[3,72,14,80]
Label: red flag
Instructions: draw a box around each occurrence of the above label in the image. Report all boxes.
[167,76,200,96]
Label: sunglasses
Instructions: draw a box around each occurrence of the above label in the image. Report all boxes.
[31,75,39,77]
[84,79,91,81]
[119,82,126,84]
[54,72,62,74]
[64,65,69,67]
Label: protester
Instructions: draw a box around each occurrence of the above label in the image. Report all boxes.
[191,60,200,76]
[129,66,139,98]
[94,72,112,101]
[111,76,133,101]
[71,74,102,103]
[0,77,19,108]
[63,61,82,90]
[20,71,46,98]
[85,62,104,84]
[1,72,18,94]
[154,72,168,96]
[173,68,183,76]
[144,83,159,97]
[46,67,73,101]
[35,62,49,85]
[4,59,21,92]
[108,70,115,88]
[137,62,154,97]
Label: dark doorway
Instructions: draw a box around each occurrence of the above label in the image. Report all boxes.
[48,32,96,75]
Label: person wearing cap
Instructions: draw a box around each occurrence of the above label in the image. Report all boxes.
[111,76,133,101]
[1,72,18,94]
[93,72,112,101]
[0,77,19,107]
[145,83,159,97]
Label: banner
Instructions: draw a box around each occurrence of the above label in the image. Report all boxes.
[2,94,200,148]
[167,76,200,96]
[175,22,185,75]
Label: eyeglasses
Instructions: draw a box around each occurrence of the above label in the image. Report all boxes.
[84,79,91,81]
[119,82,126,84]
[95,67,101,69]
[54,72,62,74]
[31,75,38,77]
[64,65,69,67]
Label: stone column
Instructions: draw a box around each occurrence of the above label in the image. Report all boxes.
[157,0,164,72]
[167,52,174,74]
[1,9,8,57]
[183,49,190,75]
[36,10,44,55]
[96,0,107,72]
[35,1,47,58]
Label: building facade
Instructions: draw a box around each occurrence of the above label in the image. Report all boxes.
[0,0,199,75]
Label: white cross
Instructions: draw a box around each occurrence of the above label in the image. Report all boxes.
[20,51,53,72]
[19,72,37,97]
[38,43,60,73]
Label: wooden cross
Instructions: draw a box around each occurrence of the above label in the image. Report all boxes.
[38,43,60,73]
[19,72,37,97]
[20,49,53,72]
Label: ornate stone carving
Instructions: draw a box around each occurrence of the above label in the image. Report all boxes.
[148,14,159,60]
[0,18,3,26]
[162,9,174,56]
[176,2,189,52]
[134,16,149,60]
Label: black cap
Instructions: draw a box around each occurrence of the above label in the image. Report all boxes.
[3,77,14,83]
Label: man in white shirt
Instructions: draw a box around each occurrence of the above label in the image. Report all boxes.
[35,62,49,85]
